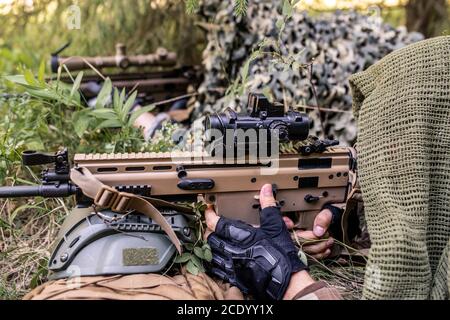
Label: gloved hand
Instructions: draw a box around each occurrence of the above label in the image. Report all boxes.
[205,184,308,300]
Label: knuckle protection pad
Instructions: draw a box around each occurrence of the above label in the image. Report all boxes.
[233,241,292,300]
[216,217,258,246]
[208,236,293,300]
[229,225,252,241]
[208,211,308,299]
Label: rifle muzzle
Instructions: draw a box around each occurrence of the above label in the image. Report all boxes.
[0,183,77,199]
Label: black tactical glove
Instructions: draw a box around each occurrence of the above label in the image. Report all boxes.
[207,206,308,300]
[323,204,344,241]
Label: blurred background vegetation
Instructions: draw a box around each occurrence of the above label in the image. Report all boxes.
[0,0,448,300]
[0,0,448,76]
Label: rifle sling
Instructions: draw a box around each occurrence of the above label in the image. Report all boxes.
[70,167,183,254]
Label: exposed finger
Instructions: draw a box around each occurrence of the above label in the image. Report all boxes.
[259,184,277,209]
[303,238,334,255]
[311,249,332,260]
[283,216,295,230]
[313,209,333,238]
[205,205,220,232]
[295,230,318,241]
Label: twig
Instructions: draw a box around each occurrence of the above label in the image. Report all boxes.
[294,104,353,114]
[152,92,199,107]
[307,62,326,138]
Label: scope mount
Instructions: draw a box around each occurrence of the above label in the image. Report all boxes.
[22,149,71,186]
[248,93,284,118]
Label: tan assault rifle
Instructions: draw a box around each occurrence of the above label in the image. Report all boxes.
[0,146,355,239]
[73,149,354,230]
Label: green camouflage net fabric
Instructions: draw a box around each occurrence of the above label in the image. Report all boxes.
[349,36,450,300]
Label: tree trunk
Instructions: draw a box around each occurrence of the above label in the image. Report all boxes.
[406,0,448,38]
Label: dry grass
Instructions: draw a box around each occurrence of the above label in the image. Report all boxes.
[309,253,367,300]
[0,198,70,299]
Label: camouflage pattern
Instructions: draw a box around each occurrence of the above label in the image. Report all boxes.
[194,0,423,145]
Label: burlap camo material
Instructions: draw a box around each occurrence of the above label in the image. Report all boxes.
[349,36,450,300]
[24,270,244,300]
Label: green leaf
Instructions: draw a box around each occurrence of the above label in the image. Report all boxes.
[242,51,260,79]
[119,88,126,107]
[128,104,155,127]
[190,255,205,272]
[38,59,46,84]
[185,0,199,15]
[30,259,48,289]
[186,260,199,275]
[73,112,91,138]
[96,119,123,129]
[121,90,138,123]
[234,0,248,17]
[194,246,205,260]
[70,71,84,99]
[203,247,213,262]
[26,87,60,101]
[24,69,38,86]
[174,253,192,264]
[298,250,308,267]
[113,88,120,111]
[276,19,285,31]
[184,243,194,251]
[240,60,250,86]
[95,78,112,108]
[4,75,29,86]
[91,108,117,120]
[25,140,45,152]
[282,0,293,18]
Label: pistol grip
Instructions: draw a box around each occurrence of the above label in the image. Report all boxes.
[292,210,320,231]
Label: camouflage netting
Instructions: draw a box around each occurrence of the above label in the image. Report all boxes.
[195,0,423,145]
[349,36,450,300]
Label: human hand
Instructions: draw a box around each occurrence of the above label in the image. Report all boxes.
[283,209,335,260]
[204,184,308,300]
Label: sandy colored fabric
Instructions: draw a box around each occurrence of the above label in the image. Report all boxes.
[349,36,450,299]
[293,281,342,300]
[23,270,244,300]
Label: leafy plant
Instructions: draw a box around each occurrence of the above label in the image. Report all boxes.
[174,201,213,275]
[234,0,249,17]
[185,0,250,17]
[185,0,200,15]
[2,67,178,155]
[0,63,185,296]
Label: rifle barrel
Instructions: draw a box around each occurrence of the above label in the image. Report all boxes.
[0,184,77,199]
[51,50,177,72]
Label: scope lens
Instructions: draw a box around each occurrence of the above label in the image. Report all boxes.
[204,115,223,141]
[205,113,229,133]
